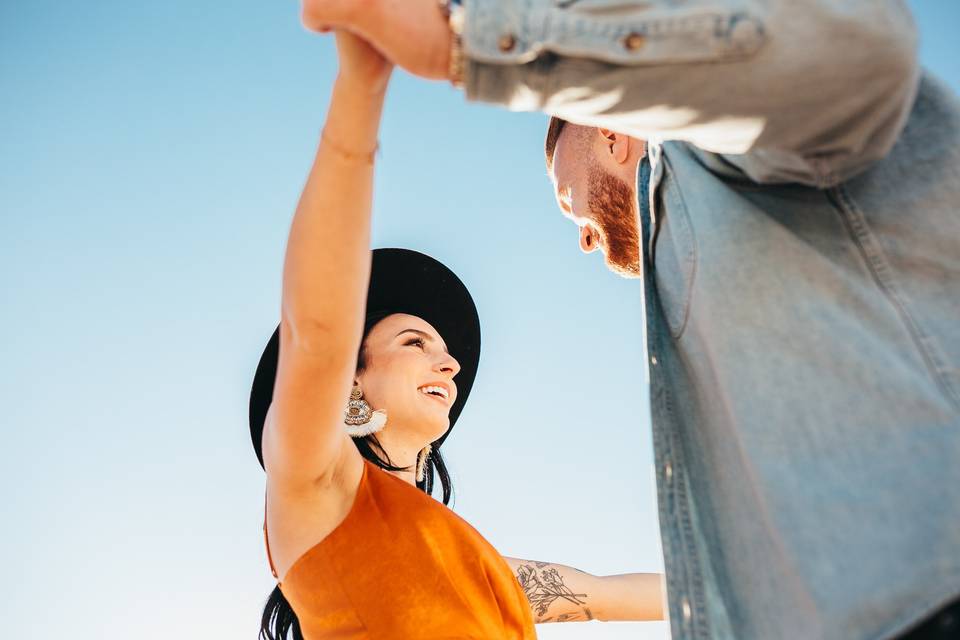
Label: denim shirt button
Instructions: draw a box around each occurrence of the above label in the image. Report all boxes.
[665,461,673,480]
[682,597,692,621]
[651,355,658,365]
[497,33,517,52]
[623,32,645,52]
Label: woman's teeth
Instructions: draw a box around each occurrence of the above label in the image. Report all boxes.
[418,385,449,400]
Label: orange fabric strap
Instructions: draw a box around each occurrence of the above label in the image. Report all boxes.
[263,494,279,581]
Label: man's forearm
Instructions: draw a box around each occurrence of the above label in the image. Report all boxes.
[301,0,919,184]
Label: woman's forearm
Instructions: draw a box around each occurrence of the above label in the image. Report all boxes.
[503,557,664,624]
[281,75,387,354]
[592,572,664,622]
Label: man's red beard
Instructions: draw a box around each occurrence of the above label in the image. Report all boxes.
[587,163,642,278]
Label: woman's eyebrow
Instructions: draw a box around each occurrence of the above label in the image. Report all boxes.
[395,329,449,354]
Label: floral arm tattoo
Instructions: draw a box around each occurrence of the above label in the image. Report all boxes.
[515,561,594,623]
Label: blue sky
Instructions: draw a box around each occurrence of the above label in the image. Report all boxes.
[2,2,957,638]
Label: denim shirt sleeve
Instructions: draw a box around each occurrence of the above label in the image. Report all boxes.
[462,0,920,187]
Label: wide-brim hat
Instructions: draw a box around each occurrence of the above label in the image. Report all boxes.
[249,248,481,468]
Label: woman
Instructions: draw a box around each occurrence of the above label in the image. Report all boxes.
[249,31,664,639]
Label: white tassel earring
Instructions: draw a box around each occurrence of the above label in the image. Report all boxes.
[415,444,432,483]
[344,385,387,437]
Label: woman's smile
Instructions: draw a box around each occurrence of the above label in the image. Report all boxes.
[418,383,451,406]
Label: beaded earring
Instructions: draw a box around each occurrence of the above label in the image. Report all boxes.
[415,444,432,483]
[344,385,387,437]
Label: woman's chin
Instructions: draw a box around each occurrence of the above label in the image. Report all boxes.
[418,412,450,443]
[409,399,450,436]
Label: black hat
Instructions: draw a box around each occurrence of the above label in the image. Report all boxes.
[249,248,481,468]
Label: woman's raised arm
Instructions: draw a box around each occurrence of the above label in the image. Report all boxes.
[262,34,392,490]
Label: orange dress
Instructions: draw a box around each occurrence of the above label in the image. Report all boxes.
[264,459,537,639]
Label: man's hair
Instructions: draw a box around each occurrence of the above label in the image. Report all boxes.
[544,116,569,174]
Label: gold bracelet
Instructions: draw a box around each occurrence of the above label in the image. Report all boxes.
[440,0,465,89]
[320,129,379,165]
[449,31,464,89]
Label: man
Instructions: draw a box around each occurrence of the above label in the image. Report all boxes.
[300,1,960,638]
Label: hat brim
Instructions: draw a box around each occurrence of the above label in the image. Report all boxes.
[249,248,481,468]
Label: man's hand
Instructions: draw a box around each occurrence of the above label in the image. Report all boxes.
[302,0,452,81]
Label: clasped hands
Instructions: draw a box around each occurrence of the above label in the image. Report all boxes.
[303,0,454,82]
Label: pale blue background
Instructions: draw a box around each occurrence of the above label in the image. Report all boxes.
[1,2,957,638]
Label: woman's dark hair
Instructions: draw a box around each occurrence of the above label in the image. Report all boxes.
[259,310,454,640]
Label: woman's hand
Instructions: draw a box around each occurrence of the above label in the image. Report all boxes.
[335,30,393,94]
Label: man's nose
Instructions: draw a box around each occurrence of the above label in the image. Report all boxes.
[579,225,600,254]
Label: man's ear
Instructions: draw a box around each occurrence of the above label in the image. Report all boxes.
[598,128,631,164]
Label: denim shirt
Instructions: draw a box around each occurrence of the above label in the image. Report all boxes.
[462,2,960,638]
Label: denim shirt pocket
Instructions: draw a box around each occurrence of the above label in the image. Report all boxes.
[652,164,697,339]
